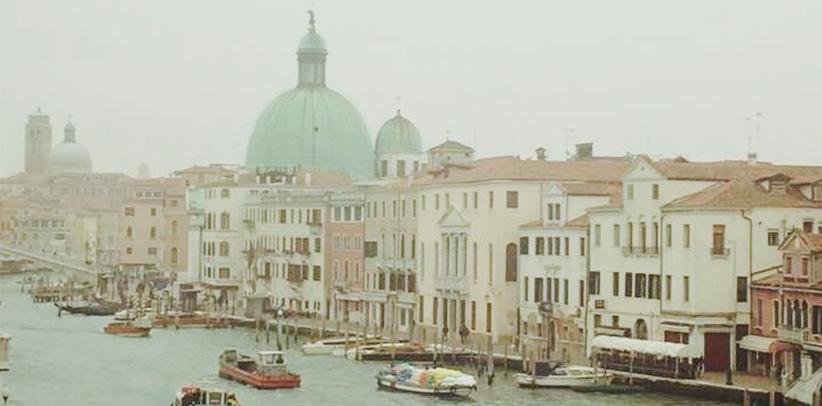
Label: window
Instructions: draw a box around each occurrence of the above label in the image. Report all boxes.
[553,278,559,303]
[150,227,156,239]
[803,258,809,276]
[594,314,602,327]
[486,302,493,333]
[221,189,229,198]
[768,231,779,246]
[419,296,425,323]
[520,237,529,255]
[579,280,585,306]
[564,237,569,256]
[613,225,621,246]
[579,237,585,256]
[786,256,793,274]
[126,247,132,254]
[435,194,440,210]
[126,227,133,238]
[665,275,671,300]
[397,160,406,177]
[171,220,178,237]
[589,271,601,295]
[433,298,438,325]
[652,184,659,200]
[505,243,517,282]
[171,247,179,264]
[595,224,601,246]
[219,268,230,279]
[737,277,747,302]
[535,237,545,255]
[221,212,230,230]
[548,237,554,255]
[612,272,620,296]
[125,207,135,217]
[683,276,690,302]
[555,237,560,255]
[534,277,544,303]
[563,279,569,304]
[627,184,634,200]
[220,241,229,256]
[804,221,814,233]
[315,238,321,253]
[151,208,157,216]
[774,301,780,327]
[471,301,477,330]
[648,275,660,299]
[712,225,725,254]
[488,243,493,282]
[472,242,478,280]
[683,224,690,248]
[313,266,321,281]
[625,273,633,297]
[665,224,672,247]
[148,247,157,255]
[506,191,518,208]
[489,191,494,209]
[381,160,388,177]
[635,274,647,298]
[524,277,529,301]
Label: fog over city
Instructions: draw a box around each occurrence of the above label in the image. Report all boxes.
[1,0,820,177]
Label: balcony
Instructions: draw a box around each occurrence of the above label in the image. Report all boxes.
[621,246,659,257]
[709,247,731,257]
[434,275,469,293]
[333,280,348,291]
[777,326,808,344]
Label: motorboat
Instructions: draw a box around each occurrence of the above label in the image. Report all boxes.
[173,385,239,406]
[301,336,365,355]
[376,363,477,397]
[515,361,611,388]
[341,342,422,360]
[104,317,151,337]
[54,300,123,316]
[219,349,300,389]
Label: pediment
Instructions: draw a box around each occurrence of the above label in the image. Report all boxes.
[624,156,663,181]
[438,205,470,228]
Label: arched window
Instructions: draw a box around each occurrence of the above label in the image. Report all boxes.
[505,243,518,282]
[171,247,178,264]
[126,226,133,238]
[220,212,230,230]
[219,241,229,257]
[171,220,178,237]
[803,300,809,329]
[787,301,794,327]
[411,235,416,259]
[634,319,648,340]
[150,227,156,239]
[401,234,406,258]
[355,262,360,280]
[345,261,349,280]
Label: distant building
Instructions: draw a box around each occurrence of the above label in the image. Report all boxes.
[24,108,52,175]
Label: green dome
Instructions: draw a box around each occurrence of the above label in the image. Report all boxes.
[375,111,423,154]
[245,85,375,179]
[244,17,375,179]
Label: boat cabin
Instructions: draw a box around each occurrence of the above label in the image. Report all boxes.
[176,386,238,406]
[258,350,288,375]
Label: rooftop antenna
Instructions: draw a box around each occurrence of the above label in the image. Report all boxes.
[747,112,761,163]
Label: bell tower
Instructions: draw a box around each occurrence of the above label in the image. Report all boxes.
[24,108,52,174]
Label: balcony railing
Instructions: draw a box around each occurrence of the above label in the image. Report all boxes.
[434,275,469,293]
[777,326,808,344]
[710,247,731,257]
[621,246,659,256]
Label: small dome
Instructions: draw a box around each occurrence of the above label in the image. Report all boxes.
[298,30,327,54]
[48,142,92,173]
[375,111,423,154]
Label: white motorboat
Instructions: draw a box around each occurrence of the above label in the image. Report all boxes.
[301,336,362,355]
[376,363,477,397]
[515,361,611,388]
[339,341,419,359]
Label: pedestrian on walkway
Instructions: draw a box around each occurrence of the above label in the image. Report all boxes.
[442,325,449,343]
[459,324,469,344]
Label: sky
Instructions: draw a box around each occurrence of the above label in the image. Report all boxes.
[1,0,820,177]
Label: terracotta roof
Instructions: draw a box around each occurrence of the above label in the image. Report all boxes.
[798,232,822,253]
[520,219,543,228]
[296,171,352,187]
[791,175,822,185]
[566,214,590,228]
[665,173,822,210]
[412,156,629,186]
[560,182,621,197]
[427,140,474,152]
[645,156,822,182]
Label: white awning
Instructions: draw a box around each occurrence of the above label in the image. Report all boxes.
[738,335,795,353]
[591,335,700,358]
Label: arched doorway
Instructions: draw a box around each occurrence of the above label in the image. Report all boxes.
[634,319,648,340]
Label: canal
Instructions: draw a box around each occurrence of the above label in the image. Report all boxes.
[0,274,732,406]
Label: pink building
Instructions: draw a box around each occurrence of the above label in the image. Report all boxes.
[327,192,366,323]
[747,230,822,381]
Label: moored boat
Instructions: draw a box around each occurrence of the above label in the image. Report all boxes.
[104,318,151,337]
[342,342,422,360]
[54,300,123,316]
[173,385,239,406]
[515,361,611,388]
[376,363,477,397]
[301,336,365,355]
[219,349,301,389]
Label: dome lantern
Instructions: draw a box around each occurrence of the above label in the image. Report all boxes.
[297,10,328,86]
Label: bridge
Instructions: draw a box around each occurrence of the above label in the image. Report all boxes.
[0,243,99,282]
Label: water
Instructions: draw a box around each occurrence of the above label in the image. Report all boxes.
[0,274,732,406]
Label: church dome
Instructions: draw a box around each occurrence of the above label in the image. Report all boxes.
[375,111,423,154]
[244,13,375,179]
[48,122,92,173]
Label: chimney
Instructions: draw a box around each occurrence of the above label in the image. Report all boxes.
[575,143,593,160]
[535,147,547,161]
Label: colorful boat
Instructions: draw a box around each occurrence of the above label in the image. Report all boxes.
[376,363,477,397]
[219,349,301,389]
[173,385,239,406]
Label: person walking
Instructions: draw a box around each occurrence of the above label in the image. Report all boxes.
[442,324,449,343]
[459,324,469,344]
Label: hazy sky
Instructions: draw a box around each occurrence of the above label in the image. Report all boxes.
[2,1,820,177]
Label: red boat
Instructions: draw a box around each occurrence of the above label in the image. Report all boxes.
[219,349,301,389]
[104,320,151,337]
